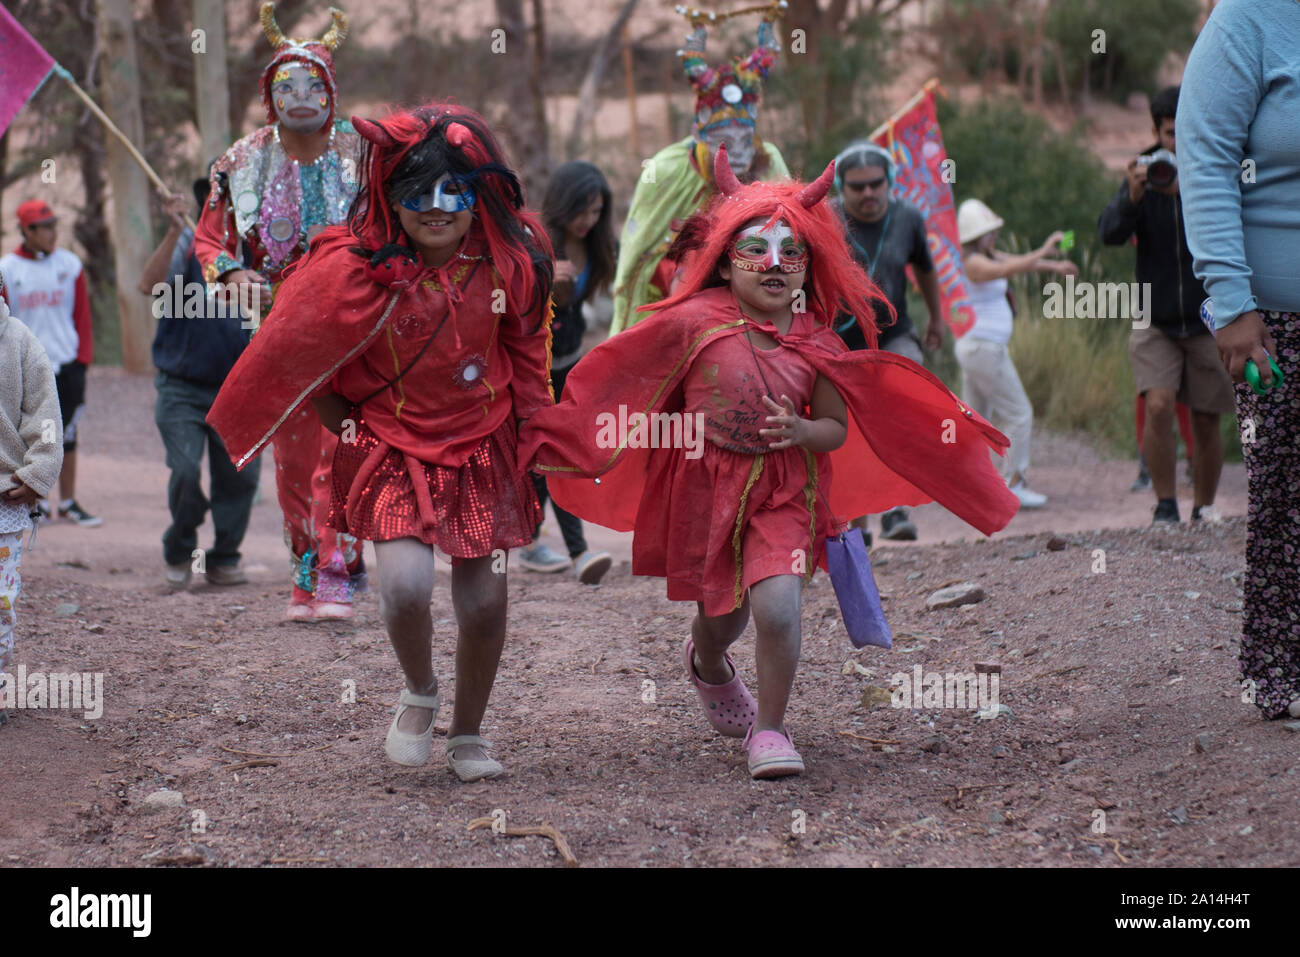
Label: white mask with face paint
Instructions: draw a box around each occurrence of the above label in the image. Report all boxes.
[703,120,757,176]
[272,62,331,135]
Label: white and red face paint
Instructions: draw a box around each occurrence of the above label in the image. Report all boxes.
[728,221,809,274]
[271,62,331,134]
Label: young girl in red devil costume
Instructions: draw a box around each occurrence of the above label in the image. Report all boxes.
[208,103,553,781]
[519,145,1019,779]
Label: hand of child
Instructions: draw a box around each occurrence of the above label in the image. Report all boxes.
[4,481,40,507]
[759,393,807,450]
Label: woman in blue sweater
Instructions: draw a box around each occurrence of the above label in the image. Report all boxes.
[1178,0,1300,721]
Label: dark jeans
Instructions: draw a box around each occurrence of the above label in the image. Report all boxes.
[530,360,588,558]
[155,371,261,567]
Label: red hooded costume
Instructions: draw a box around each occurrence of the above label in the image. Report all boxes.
[208,104,554,560]
[517,150,1019,614]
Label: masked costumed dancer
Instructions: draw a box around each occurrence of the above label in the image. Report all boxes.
[209,103,553,781]
[521,147,1019,779]
[194,2,364,620]
[609,1,791,334]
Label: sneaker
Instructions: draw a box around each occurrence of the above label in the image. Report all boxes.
[1130,464,1151,492]
[205,563,248,586]
[574,549,612,585]
[1191,504,1224,524]
[517,542,570,573]
[58,501,101,527]
[879,507,918,541]
[1009,481,1047,509]
[1152,499,1180,524]
[165,562,192,591]
[285,585,315,621]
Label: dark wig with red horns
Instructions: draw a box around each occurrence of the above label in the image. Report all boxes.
[345,102,553,324]
[648,144,891,346]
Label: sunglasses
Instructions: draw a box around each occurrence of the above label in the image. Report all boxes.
[399,173,477,214]
[843,176,888,192]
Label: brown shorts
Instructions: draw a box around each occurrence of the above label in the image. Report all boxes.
[1129,326,1235,414]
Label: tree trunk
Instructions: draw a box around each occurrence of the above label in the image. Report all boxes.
[97,0,155,373]
[494,0,550,199]
[565,0,640,160]
[193,0,231,167]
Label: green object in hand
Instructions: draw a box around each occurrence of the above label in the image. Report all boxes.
[1244,354,1284,395]
[1059,230,1075,252]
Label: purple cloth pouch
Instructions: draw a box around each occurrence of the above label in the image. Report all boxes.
[824,526,892,649]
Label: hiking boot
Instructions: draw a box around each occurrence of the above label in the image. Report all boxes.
[1153,499,1180,524]
[206,563,248,586]
[518,542,570,573]
[58,500,101,527]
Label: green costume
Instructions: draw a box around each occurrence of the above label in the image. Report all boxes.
[610,136,789,335]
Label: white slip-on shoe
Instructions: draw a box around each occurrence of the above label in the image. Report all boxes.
[384,687,440,767]
[446,734,504,782]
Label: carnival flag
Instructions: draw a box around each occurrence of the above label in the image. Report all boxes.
[0,6,56,140]
[871,82,975,338]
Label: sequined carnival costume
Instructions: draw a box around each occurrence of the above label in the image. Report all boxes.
[193,2,363,619]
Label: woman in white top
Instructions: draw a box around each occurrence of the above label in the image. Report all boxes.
[956,199,1077,508]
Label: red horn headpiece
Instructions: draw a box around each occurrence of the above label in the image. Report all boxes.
[713,142,743,196]
[796,160,836,208]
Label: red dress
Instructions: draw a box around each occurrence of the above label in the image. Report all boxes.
[518,286,1020,616]
[208,227,552,560]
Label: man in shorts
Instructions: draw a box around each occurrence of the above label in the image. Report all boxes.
[0,200,100,526]
[1099,86,1233,524]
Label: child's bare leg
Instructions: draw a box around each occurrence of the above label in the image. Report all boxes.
[448,554,508,761]
[749,574,802,733]
[375,537,438,734]
[691,595,751,684]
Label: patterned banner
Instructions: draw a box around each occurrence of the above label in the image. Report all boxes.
[873,87,975,338]
[0,6,55,140]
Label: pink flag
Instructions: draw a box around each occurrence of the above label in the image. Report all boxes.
[0,6,56,139]
[873,88,976,338]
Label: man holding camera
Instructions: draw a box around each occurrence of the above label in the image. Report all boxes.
[1098,86,1233,525]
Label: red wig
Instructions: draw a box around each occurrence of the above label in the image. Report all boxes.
[344,102,553,325]
[648,150,891,346]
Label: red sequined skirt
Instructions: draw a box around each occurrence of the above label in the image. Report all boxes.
[328,416,539,558]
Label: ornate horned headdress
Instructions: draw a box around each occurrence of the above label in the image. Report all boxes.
[677,1,786,139]
[258,2,349,127]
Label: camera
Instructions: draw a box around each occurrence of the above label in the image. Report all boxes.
[1137,149,1177,189]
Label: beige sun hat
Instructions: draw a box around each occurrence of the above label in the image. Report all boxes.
[957,198,1005,245]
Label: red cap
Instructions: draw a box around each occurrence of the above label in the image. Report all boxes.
[16,200,56,228]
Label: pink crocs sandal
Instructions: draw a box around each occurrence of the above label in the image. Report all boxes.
[743,725,804,779]
[682,637,757,738]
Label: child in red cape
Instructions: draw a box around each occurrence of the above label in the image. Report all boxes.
[208,103,554,781]
[518,145,1019,779]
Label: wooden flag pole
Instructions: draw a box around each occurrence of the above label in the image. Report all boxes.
[53,63,197,231]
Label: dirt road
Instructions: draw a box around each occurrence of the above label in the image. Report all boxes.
[2,367,1293,868]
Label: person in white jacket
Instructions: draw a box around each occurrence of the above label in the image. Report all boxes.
[0,269,64,725]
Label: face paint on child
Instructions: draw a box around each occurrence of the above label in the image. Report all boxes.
[723,220,808,322]
[272,62,331,134]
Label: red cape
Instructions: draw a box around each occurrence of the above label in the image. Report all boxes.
[517,286,1019,536]
[207,230,404,469]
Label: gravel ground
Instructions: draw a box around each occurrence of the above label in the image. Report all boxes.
[1,368,1294,868]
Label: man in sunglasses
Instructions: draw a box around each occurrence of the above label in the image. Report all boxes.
[832,141,945,543]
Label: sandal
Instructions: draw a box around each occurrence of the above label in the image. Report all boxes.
[446,734,504,782]
[682,637,757,738]
[384,685,440,767]
[743,725,804,779]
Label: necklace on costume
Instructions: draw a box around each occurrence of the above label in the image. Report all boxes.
[847,202,891,279]
[273,122,336,167]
